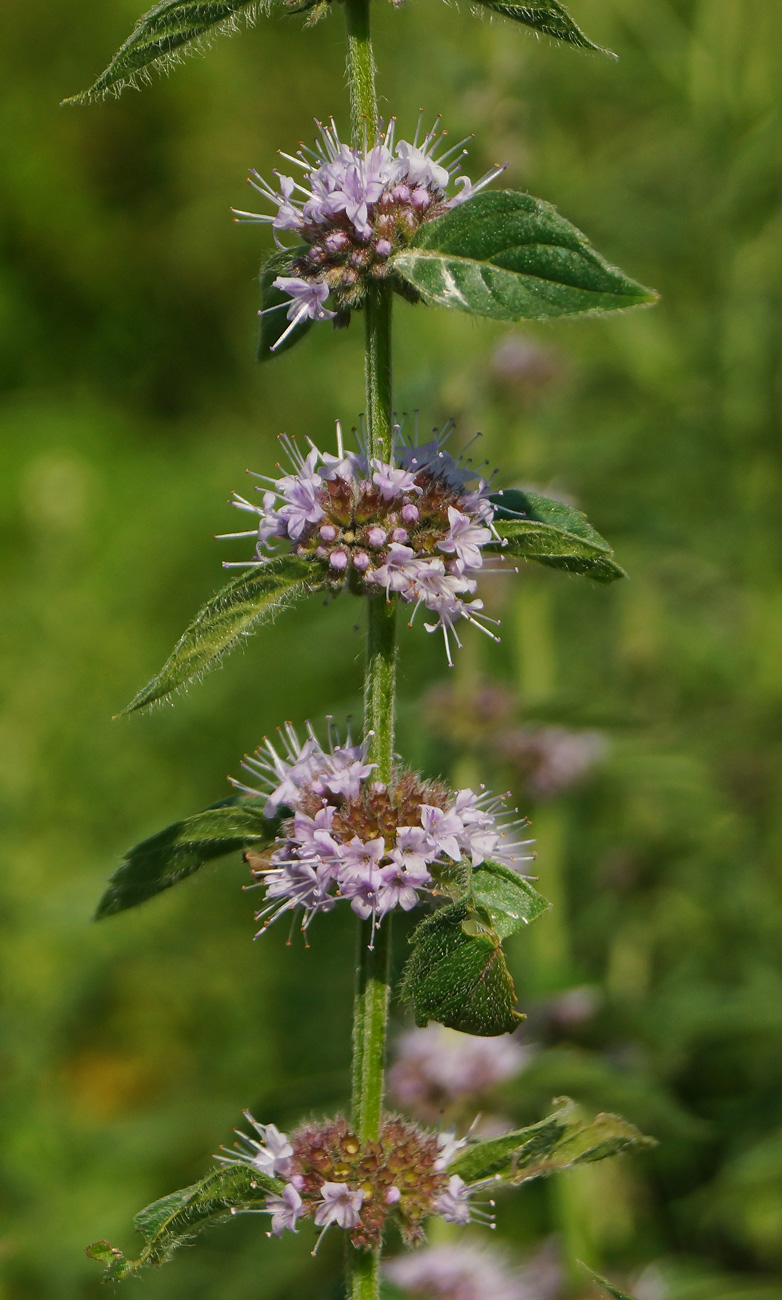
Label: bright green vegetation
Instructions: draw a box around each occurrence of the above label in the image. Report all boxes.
[1,0,782,1297]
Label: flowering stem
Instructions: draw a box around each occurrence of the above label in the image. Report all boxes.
[342,2,396,1297]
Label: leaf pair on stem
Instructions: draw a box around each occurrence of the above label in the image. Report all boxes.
[64,0,613,106]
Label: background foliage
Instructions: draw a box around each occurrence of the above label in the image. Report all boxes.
[1,0,781,1296]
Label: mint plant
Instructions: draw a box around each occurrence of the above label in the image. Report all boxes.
[67,0,657,1294]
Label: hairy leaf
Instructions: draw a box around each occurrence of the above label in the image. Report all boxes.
[448,1096,655,1184]
[490,487,625,583]
[122,555,320,714]
[474,0,613,56]
[86,1164,280,1281]
[63,0,266,105]
[400,900,523,1036]
[257,247,314,361]
[472,860,549,939]
[392,191,657,322]
[96,796,279,919]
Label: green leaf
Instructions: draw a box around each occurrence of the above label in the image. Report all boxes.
[400,900,524,1037]
[96,796,279,919]
[62,0,265,105]
[391,191,657,323]
[474,0,613,56]
[472,860,550,939]
[86,1164,281,1282]
[257,247,315,361]
[581,1266,638,1300]
[490,487,626,583]
[122,554,320,714]
[448,1096,655,1185]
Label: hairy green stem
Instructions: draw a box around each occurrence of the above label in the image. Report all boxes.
[364,286,394,462]
[343,2,396,1297]
[343,0,378,143]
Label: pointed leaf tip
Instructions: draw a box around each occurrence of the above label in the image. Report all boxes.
[121,554,321,714]
[86,1166,281,1280]
[63,0,265,104]
[95,796,279,919]
[448,1096,655,1185]
[401,899,524,1036]
[473,0,615,57]
[391,191,657,324]
[490,488,626,583]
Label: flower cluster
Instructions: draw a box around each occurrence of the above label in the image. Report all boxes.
[388,1024,530,1123]
[234,117,505,346]
[223,423,507,663]
[217,1112,490,1250]
[233,720,532,942]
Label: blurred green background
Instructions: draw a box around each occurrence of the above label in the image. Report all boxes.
[2,0,782,1296]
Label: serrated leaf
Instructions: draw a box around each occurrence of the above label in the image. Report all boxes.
[96,796,279,919]
[86,1164,281,1282]
[474,0,613,56]
[122,554,320,714]
[581,1266,637,1300]
[490,487,626,583]
[391,191,657,322]
[63,0,265,105]
[400,900,523,1037]
[448,1096,655,1185]
[472,860,550,939]
[257,247,315,361]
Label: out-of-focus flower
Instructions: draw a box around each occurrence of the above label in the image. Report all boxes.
[499,725,607,799]
[424,680,607,797]
[386,1238,564,1300]
[388,1024,530,1122]
[490,334,564,406]
[233,721,532,943]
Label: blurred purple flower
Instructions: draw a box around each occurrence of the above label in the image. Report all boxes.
[388,1024,531,1122]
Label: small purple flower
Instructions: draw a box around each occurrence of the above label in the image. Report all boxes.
[435,1175,472,1225]
[372,461,421,500]
[438,506,494,570]
[372,543,421,596]
[265,1183,303,1236]
[314,1183,365,1230]
[216,1113,294,1179]
[377,861,428,916]
[264,276,336,352]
